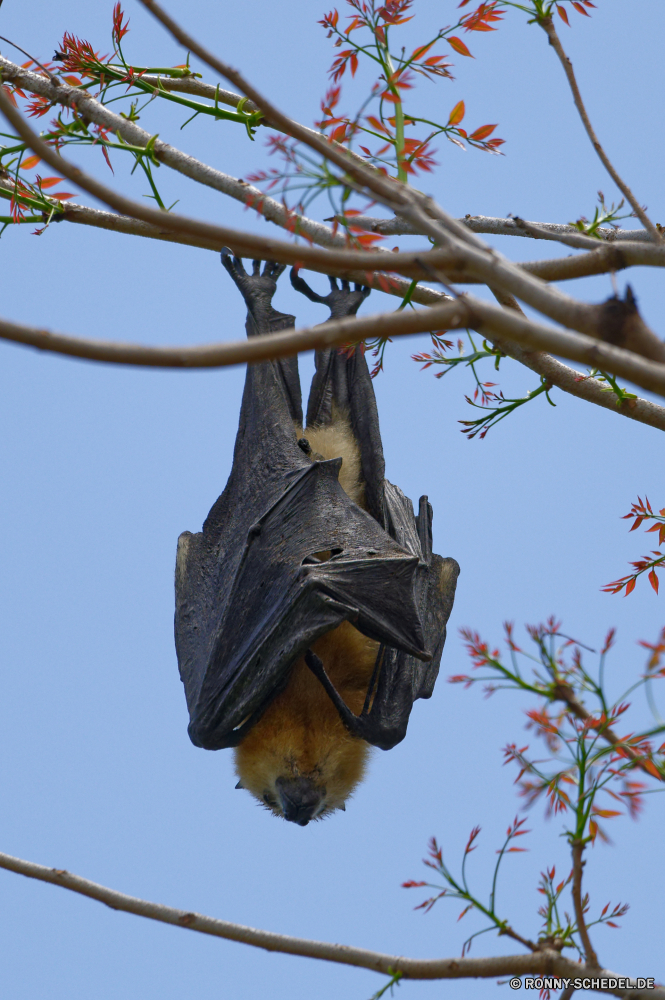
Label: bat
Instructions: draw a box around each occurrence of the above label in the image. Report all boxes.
[174,252,459,825]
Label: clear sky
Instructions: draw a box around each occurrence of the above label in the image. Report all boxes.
[0,2,663,999]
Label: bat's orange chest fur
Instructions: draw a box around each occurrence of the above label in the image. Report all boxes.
[234,414,379,818]
[234,623,379,815]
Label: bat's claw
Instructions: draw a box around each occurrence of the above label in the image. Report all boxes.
[290,268,370,319]
[221,252,289,326]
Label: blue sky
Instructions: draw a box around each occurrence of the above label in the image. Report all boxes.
[0,2,664,998]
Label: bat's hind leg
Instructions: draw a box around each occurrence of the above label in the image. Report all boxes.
[290,270,384,520]
[221,250,302,424]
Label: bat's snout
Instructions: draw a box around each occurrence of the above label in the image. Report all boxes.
[275,775,325,826]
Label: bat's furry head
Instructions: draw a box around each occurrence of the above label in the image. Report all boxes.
[234,623,378,825]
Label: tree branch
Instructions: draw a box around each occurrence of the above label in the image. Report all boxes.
[551,683,663,780]
[0,849,660,998]
[0,56,348,252]
[6,49,665,364]
[333,214,655,244]
[571,841,600,968]
[19,188,663,289]
[4,282,665,412]
[539,16,661,243]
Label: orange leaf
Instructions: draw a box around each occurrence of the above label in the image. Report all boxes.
[589,818,598,842]
[63,76,82,87]
[557,4,570,24]
[591,808,621,818]
[38,177,63,189]
[572,1,591,13]
[642,758,661,779]
[48,192,75,200]
[448,100,465,126]
[649,568,660,594]
[448,36,473,57]
[469,123,497,141]
[411,40,436,61]
[20,155,41,170]
[625,577,637,596]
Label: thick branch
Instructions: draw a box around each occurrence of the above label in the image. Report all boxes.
[0,849,660,998]
[4,286,665,410]
[0,300,465,368]
[5,53,665,363]
[25,192,664,288]
[539,16,661,243]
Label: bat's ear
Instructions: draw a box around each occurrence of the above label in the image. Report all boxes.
[290,267,327,304]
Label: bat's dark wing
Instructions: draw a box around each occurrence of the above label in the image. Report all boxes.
[175,260,459,751]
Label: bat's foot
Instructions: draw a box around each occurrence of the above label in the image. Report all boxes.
[290,270,370,320]
[221,250,293,334]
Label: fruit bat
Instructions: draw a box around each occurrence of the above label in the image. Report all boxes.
[174,252,459,825]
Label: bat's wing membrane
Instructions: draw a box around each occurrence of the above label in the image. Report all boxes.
[177,459,427,749]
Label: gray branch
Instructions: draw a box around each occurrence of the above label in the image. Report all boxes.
[0,849,660,999]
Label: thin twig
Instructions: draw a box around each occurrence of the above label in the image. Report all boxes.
[0,849,660,998]
[551,683,664,781]
[571,842,599,968]
[539,16,661,243]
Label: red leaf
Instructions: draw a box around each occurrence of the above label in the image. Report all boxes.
[649,568,660,594]
[557,4,570,24]
[448,100,465,126]
[448,36,472,57]
[572,1,591,13]
[625,577,637,596]
[20,155,41,170]
[411,41,436,61]
[469,123,497,141]
[48,192,75,200]
[63,75,82,87]
[38,177,63,188]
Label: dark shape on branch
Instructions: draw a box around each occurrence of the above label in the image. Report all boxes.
[597,285,665,363]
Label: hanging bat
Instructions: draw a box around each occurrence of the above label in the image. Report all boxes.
[174,252,459,826]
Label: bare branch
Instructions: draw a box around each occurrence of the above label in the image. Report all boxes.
[571,842,600,968]
[338,214,654,244]
[539,16,661,243]
[0,300,465,368]
[0,849,661,998]
[4,278,665,412]
[20,188,663,290]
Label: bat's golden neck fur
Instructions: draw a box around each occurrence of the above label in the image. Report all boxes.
[295,410,366,509]
[234,412,378,821]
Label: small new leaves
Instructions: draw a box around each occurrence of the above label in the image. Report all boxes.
[448,100,465,126]
[602,497,665,596]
